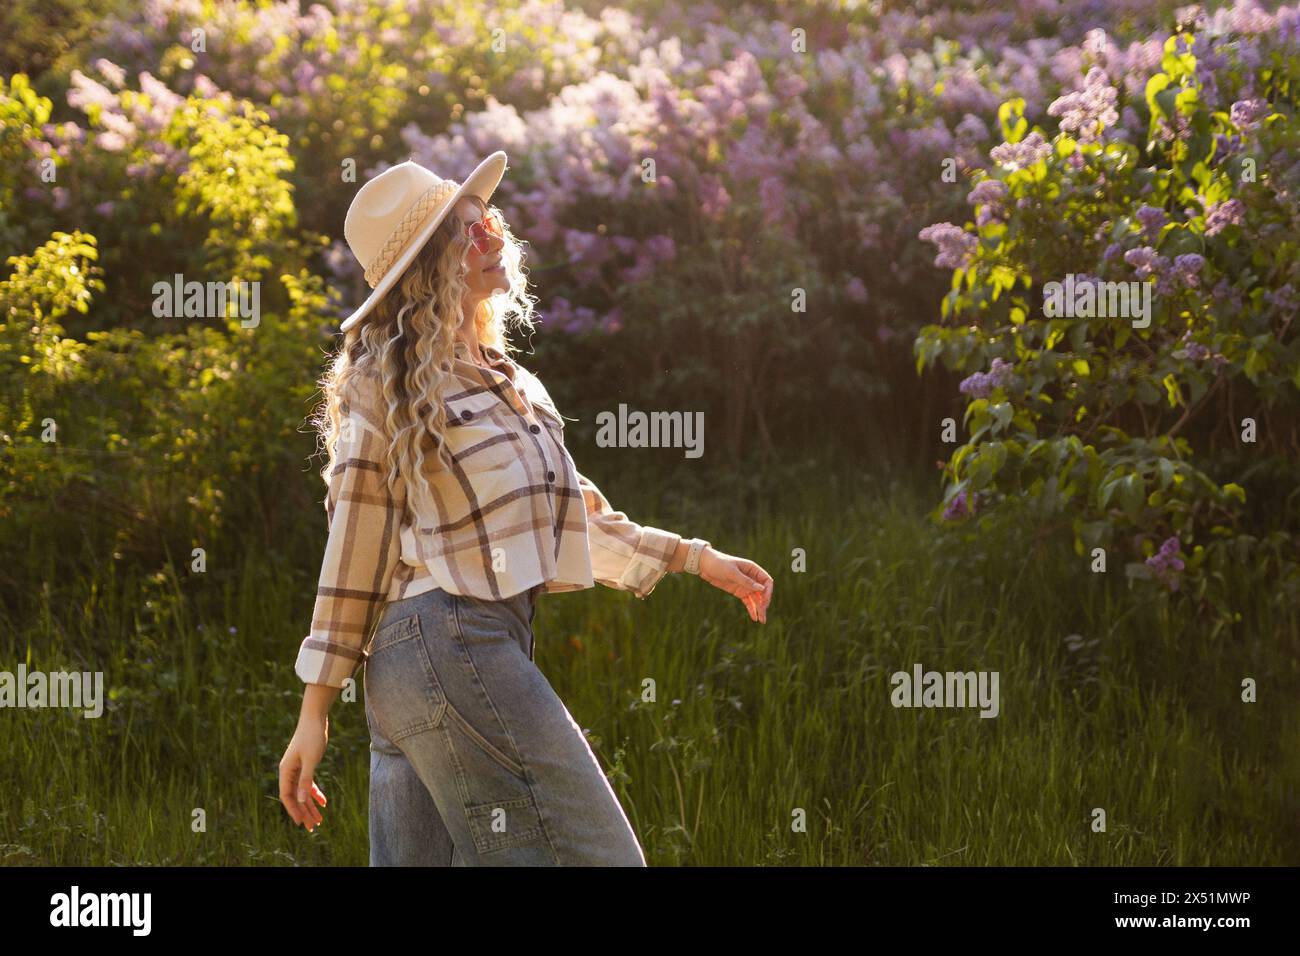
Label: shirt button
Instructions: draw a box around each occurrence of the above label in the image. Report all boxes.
[530,424,540,434]
[460,410,472,421]
[546,470,555,482]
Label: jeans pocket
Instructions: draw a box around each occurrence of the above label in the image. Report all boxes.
[364,612,447,742]
[463,793,547,855]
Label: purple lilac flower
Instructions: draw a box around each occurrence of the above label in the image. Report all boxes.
[959,371,989,398]
[542,296,594,334]
[1176,5,1207,31]
[93,57,126,88]
[988,357,1013,385]
[564,229,604,263]
[1145,535,1185,591]
[1177,331,1211,362]
[1230,97,1269,130]
[1170,254,1205,287]
[844,276,868,304]
[1229,3,1277,35]
[1154,110,1192,143]
[954,113,989,143]
[1204,198,1244,236]
[959,357,1013,399]
[697,174,731,221]
[1083,28,1110,59]
[989,130,1052,170]
[1103,242,1124,262]
[1265,283,1296,311]
[644,234,676,263]
[67,69,118,111]
[95,130,129,152]
[1047,67,1119,143]
[1210,277,1244,316]
[903,119,955,158]
[1212,132,1240,159]
[918,222,977,270]
[1118,105,1142,138]
[943,489,976,521]
[1124,246,1169,279]
[967,179,1008,207]
[1135,205,1168,239]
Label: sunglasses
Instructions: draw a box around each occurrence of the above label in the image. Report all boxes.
[463,208,504,254]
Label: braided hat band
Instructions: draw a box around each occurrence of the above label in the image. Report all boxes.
[363,179,463,288]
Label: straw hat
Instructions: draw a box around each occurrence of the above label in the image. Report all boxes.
[339,150,508,332]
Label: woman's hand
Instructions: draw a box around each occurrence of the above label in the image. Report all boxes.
[279,716,329,833]
[697,546,773,623]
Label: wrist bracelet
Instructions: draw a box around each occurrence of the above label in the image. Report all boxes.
[683,538,710,575]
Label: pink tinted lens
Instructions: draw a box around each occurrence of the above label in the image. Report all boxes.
[468,211,502,252]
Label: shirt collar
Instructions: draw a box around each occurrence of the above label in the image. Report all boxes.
[453,340,515,385]
[453,340,509,368]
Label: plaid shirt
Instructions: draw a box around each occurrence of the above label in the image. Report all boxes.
[294,341,683,688]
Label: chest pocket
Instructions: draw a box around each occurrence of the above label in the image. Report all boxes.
[531,397,565,438]
[442,388,522,472]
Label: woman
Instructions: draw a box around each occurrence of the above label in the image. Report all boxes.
[278,150,774,865]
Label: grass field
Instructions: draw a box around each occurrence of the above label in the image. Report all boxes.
[2,461,1296,865]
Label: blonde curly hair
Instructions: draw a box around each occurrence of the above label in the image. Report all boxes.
[312,195,538,515]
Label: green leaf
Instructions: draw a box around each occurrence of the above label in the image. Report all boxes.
[1099,471,1122,509]
[1145,73,1172,114]
[1155,86,1179,120]
[998,97,1028,143]
[1120,473,1145,519]
[1136,380,1162,405]
[964,397,989,427]
[1243,348,1268,381]
[1162,373,1182,408]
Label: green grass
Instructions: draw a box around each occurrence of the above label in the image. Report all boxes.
[2,463,1297,865]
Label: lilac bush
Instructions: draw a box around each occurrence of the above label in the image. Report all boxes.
[915,7,1300,623]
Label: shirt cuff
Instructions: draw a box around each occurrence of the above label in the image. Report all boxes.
[294,635,367,689]
[618,526,682,599]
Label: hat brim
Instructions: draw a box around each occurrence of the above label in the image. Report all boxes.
[339,150,509,334]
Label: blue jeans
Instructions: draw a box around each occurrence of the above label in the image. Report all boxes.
[363,584,646,866]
